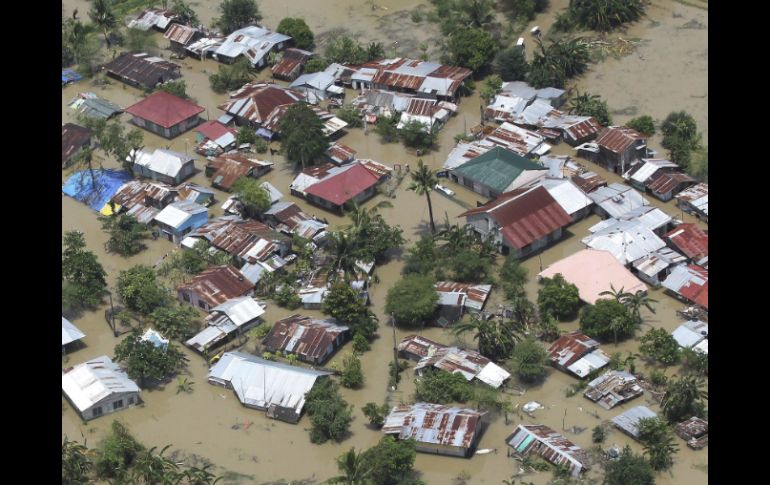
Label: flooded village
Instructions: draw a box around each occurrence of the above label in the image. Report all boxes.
[62,1,708,484]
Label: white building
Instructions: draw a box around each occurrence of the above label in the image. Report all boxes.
[62,356,141,421]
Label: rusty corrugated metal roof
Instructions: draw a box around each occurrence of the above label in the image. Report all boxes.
[62,123,91,166]
[397,335,447,359]
[547,331,599,369]
[505,424,589,476]
[206,152,272,191]
[571,171,607,194]
[596,126,646,154]
[383,403,485,451]
[178,265,254,308]
[164,24,201,45]
[262,314,348,364]
[271,48,314,80]
[646,171,697,195]
[665,224,708,260]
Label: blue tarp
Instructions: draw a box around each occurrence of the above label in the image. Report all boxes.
[62,169,132,211]
[62,69,82,86]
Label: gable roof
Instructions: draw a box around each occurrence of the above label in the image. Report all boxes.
[209,296,265,326]
[581,219,666,265]
[596,126,646,153]
[69,92,123,120]
[588,183,649,218]
[62,123,91,165]
[541,178,593,216]
[538,249,647,304]
[154,200,207,228]
[414,346,511,388]
[461,186,571,250]
[218,83,305,124]
[178,265,254,308]
[62,356,140,412]
[383,403,485,449]
[62,317,86,346]
[164,23,200,45]
[304,163,381,206]
[506,424,589,477]
[104,52,181,88]
[125,91,204,128]
[133,148,194,177]
[454,147,546,193]
[665,224,708,260]
[263,314,348,362]
[206,152,273,190]
[662,264,708,310]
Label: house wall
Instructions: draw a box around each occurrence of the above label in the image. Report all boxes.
[571,206,591,223]
[414,442,468,458]
[504,227,563,259]
[651,189,673,202]
[80,392,140,421]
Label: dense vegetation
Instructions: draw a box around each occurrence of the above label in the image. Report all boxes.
[276,17,314,49]
[62,231,108,314]
[215,0,262,35]
[555,0,647,33]
[304,379,353,443]
[277,103,328,168]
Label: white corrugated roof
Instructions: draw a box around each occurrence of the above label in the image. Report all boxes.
[567,349,610,378]
[289,173,321,195]
[154,200,207,228]
[542,178,593,216]
[260,181,283,204]
[588,183,649,219]
[477,362,512,388]
[186,325,228,351]
[211,297,265,327]
[62,317,86,346]
[625,159,679,183]
[672,320,708,348]
[62,356,140,412]
[133,148,193,178]
[582,220,666,265]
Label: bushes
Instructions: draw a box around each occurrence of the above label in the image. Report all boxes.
[568,92,612,126]
[340,353,364,389]
[511,338,548,383]
[537,274,580,320]
[304,379,353,443]
[579,299,637,343]
[555,0,646,33]
[209,58,253,94]
[626,115,656,137]
[413,369,474,404]
[385,274,439,327]
[362,402,390,428]
[661,111,702,170]
[276,17,314,49]
[493,46,529,82]
[446,28,498,72]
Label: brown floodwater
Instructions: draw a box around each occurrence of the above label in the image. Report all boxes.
[62,1,707,483]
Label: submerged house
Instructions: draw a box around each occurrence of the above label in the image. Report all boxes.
[448,146,548,198]
[205,152,273,191]
[213,26,291,68]
[434,281,492,326]
[675,417,708,450]
[672,320,708,353]
[262,314,349,365]
[208,351,332,423]
[272,48,314,81]
[290,71,345,103]
[588,183,649,219]
[589,205,673,237]
[110,180,177,224]
[164,24,204,54]
[177,265,254,312]
[62,123,92,168]
[383,403,486,457]
[103,52,181,90]
[571,171,607,195]
[186,297,266,353]
[538,249,647,304]
[662,264,708,311]
[612,406,658,440]
[62,316,86,350]
[300,160,392,212]
[623,158,696,201]
[547,332,610,379]
[461,186,572,258]
[152,200,208,243]
[326,142,357,166]
[593,126,649,174]
[125,91,205,138]
[128,8,178,31]
[505,425,589,477]
[263,201,325,235]
[631,247,687,286]
[194,120,237,156]
[414,346,511,389]
[397,335,447,361]
[584,371,643,409]
[69,92,123,120]
[675,183,708,222]
[665,224,708,263]
[541,178,594,223]
[62,356,141,421]
[132,148,195,185]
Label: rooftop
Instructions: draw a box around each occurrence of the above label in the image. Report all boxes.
[125,91,205,128]
[454,146,547,193]
[263,314,348,363]
[382,403,485,450]
[665,224,708,260]
[178,265,254,308]
[62,356,140,412]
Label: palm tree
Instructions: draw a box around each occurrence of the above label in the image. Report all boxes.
[461,0,495,29]
[607,315,627,345]
[62,437,92,484]
[344,199,393,232]
[599,284,632,303]
[643,432,679,471]
[661,375,708,423]
[89,0,117,47]
[453,315,521,361]
[408,159,438,233]
[179,464,223,484]
[324,231,360,282]
[326,447,372,484]
[130,445,179,484]
[624,291,658,323]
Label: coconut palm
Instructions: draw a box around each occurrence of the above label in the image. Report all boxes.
[661,375,708,423]
[643,432,679,471]
[130,445,179,484]
[408,159,438,233]
[344,199,393,232]
[570,0,646,32]
[179,465,223,484]
[88,0,117,47]
[453,315,521,361]
[624,291,658,323]
[324,231,360,282]
[461,0,495,29]
[326,447,372,484]
[62,437,92,484]
[599,284,632,303]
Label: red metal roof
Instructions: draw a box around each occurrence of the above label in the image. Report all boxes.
[326,142,357,164]
[596,126,646,154]
[304,163,381,206]
[665,224,708,260]
[177,265,253,308]
[461,187,572,250]
[125,91,204,128]
[646,171,697,195]
[571,172,607,194]
[547,331,600,368]
[195,120,235,141]
[677,265,708,310]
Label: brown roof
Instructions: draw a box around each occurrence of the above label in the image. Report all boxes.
[267,202,310,230]
[460,186,572,250]
[665,224,708,260]
[206,153,271,191]
[262,314,348,363]
[177,265,253,308]
[405,98,440,116]
[596,126,646,154]
[564,118,602,142]
[125,91,205,128]
[218,83,305,124]
[646,171,697,195]
[571,172,607,194]
[547,332,600,368]
[327,142,357,164]
[397,335,448,359]
[62,123,91,166]
[192,218,281,263]
[104,52,181,89]
[271,48,313,80]
[163,24,200,45]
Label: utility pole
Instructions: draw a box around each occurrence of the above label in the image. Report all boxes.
[391,313,398,390]
[108,292,117,337]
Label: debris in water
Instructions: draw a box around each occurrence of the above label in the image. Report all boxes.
[523,401,544,414]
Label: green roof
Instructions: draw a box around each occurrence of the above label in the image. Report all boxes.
[454,146,545,193]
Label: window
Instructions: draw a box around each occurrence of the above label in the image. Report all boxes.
[198,300,207,310]
[113,400,124,410]
[92,407,103,417]
[183,293,190,302]
[463,177,473,188]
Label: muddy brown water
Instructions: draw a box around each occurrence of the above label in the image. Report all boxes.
[62,1,707,483]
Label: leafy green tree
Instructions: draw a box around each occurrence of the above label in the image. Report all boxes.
[568,92,612,126]
[328,447,372,485]
[100,214,149,256]
[158,79,188,99]
[400,119,437,150]
[235,126,257,146]
[274,283,301,309]
[130,445,180,484]
[622,290,657,324]
[661,111,701,169]
[579,299,637,343]
[639,328,680,366]
[325,36,368,64]
[276,17,314,49]
[414,368,474,404]
[216,0,262,35]
[407,159,439,233]
[336,104,362,128]
[661,375,708,423]
[479,74,503,105]
[362,402,390,428]
[62,437,92,485]
[116,265,169,315]
[447,28,498,72]
[278,103,328,168]
[322,283,377,340]
[448,249,492,283]
[172,0,200,26]
[359,436,418,485]
[89,0,117,47]
[500,254,528,300]
[403,234,438,275]
[493,46,529,82]
[341,353,364,389]
[304,379,353,443]
[150,305,200,340]
[95,421,144,481]
[680,347,708,376]
[352,333,371,354]
[591,425,606,443]
[114,330,188,387]
[374,114,400,143]
[500,0,537,21]
[126,28,158,54]
[626,115,655,137]
[636,416,679,471]
[385,274,439,327]
[304,57,330,73]
[231,176,271,218]
[342,201,404,263]
[367,42,385,61]
[62,231,108,313]
[453,315,521,361]
[209,58,254,93]
[537,274,580,321]
[528,38,589,89]
[511,338,548,383]
[557,0,646,33]
[602,445,655,485]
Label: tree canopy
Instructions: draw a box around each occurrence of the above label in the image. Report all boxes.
[446,28,498,72]
[414,368,474,404]
[116,265,169,315]
[277,103,328,168]
[626,115,656,137]
[661,375,708,423]
[568,92,613,126]
[304,378,353,443]
[150,305,201,340]
[322,282,378,341]
[100,213,149,256]
[537,273,580,321]
[231,177,272,218]
[636,416,679,471]
[555,0,646,33]
[602,445,656,485]
[209,58,253,94]
[385,274,439,327]
[639,328,681,366]
[579,299,637,343]
[113,330,188,387]
[216,0,262,35]
[359,436,419,485]
[62,230,107,313]
[493,46,529,82]
[277,17,314,49]
[325,35,369,64]
[511,338,549,383]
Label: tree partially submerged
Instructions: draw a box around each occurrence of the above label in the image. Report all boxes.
[209,58,254,94]
[113,330,188,387]
[602,445,655,485]
[407,159,439,233]
[62,230,108,314]
[446,28,498,72]
[277,103,328,168]
[304,378,353,444]
[579,299,637,344]
[116,265,169,315]
[568,92,612,126]
[216,0,262,35]
[385,274,439,327]
[537,273,580,321]
[493,46,529,82]
[639,328,681,366]
[555,0,647,33]
[277,17,314,49]
[636,416,679,471]
[231,176,272,218]
[100,213,150,256]
[511,338,549,383]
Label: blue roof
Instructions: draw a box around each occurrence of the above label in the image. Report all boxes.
[62,69,82,85]
[62,169,133,211]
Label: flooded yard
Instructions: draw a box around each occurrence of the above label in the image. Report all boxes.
[62,1,707,483]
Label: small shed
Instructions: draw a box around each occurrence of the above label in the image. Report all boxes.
[272,48,314,81]
[164,24,203,53]
[62,356,141,421]
[186,297,265,353]
[612,405,657,440]
[675,417,708,449]
[153,200,209,244]
[595,126,648,174]
[62,316,86,349]
[675,183,708,222]
[547,331,610,379]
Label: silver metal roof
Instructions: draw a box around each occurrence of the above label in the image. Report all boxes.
[541,178,593,216]
[582,219,666,265]
[588,183,649,219]
[612,406,657,439]
[672,320,708,348]
[62,317,85,346]
[62,356,140,412]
